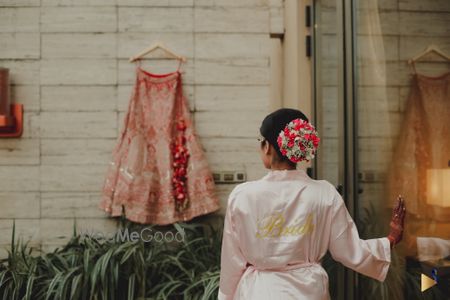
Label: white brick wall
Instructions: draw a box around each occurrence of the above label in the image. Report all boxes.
[0,0,276,255]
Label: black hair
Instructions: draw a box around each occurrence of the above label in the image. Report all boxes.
[259,108,309,166]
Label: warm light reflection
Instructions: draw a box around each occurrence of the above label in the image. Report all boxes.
[426,168,450,208]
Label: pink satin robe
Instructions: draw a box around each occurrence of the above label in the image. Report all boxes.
[218,169,391,300]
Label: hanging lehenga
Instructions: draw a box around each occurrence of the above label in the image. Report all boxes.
[386,67,450,220]
[99,60,221,225]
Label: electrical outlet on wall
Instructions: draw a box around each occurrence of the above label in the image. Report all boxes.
[358,171,385,182]
[212,171,247,183]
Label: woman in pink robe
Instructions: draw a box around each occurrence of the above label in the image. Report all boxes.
[218,108,406,300]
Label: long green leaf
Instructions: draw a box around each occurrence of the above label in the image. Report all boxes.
[127,273,135,300]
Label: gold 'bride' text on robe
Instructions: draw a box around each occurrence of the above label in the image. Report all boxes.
[255,210,314,238]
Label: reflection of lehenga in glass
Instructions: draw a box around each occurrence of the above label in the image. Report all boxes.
[99,61,221,225]
[386,70,450,220]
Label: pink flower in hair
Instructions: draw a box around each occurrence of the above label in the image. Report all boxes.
[277,118,320,163]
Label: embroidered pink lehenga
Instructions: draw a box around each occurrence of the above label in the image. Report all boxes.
[385,71,450,220]
[99,61,220,225]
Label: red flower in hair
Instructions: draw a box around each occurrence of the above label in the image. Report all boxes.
[277,118,320,163]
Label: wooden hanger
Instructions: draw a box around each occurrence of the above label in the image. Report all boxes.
[129,41,187,63]
[408,44,450,64]
[408,44,450,74]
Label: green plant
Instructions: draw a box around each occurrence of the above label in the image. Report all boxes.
[0,217,224,300]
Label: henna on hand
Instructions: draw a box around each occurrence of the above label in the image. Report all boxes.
[387,195,406,249]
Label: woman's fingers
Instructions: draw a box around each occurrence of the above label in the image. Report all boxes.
[398,197,405,215]
[396,196,402,214]
[388,196,406,246]
[397,196,405,216]
[400,198,406,226]
[393,196,402,220]
[395,196,406,228]
[393,197,398,217]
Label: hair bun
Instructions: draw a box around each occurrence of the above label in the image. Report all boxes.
[276,118,320,163]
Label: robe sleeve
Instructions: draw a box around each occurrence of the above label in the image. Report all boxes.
[218,189,247,300]
[328,189,391,282]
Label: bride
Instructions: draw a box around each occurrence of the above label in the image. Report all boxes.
[218,108,405,300]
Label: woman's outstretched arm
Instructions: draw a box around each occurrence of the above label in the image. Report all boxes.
[327,191,404,282]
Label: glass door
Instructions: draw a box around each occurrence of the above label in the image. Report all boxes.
[314,0,450,299]
[353,1,450,300]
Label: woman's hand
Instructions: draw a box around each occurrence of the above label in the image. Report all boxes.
[387,195,406,249]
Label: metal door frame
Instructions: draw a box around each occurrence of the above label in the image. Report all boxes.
[311,0,359,299]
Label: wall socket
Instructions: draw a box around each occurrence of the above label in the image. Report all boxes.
[212,171,247,183]
[358,171,385,182]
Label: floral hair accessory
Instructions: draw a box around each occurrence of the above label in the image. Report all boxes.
[276,118,320,163]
